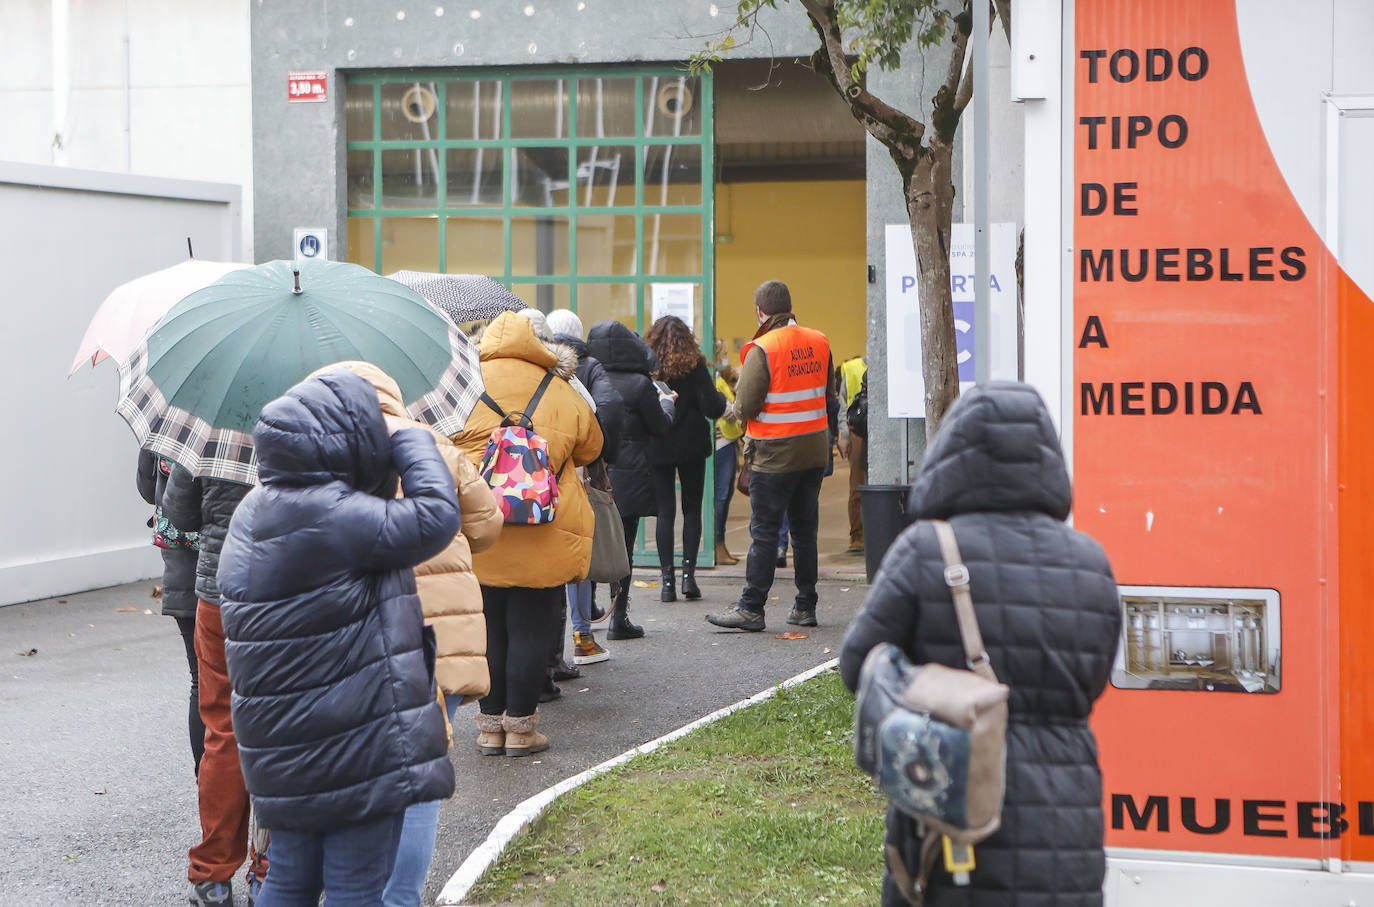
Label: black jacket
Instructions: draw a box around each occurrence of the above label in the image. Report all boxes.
[136,450,199,619]
[840,382,1121,907]
[217,369,459,832]
[587,321,672,518]
[648,360,726,466]
[162,465,250,606]
[555,333,624,464]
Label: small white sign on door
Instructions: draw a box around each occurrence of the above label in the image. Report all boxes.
[294,227,328,263]
[650,282,695,332]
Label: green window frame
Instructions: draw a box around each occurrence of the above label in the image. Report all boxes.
[345,66,717,567]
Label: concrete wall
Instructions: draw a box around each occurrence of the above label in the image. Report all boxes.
[0,164,240,606]
[0,0,254,259]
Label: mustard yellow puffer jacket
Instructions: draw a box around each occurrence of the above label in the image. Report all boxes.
[451,312,604,588]
[329,361,503,703]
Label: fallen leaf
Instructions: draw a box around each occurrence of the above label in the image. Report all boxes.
[578,688,590,693]
[17,648,37,657]
[150,586,162,598]
[841,587,851,592]
[58,599,68,604]
[769,595,779,600]
[823,646,833,654]
[651,879,668,893]
[632,580,657,588]
[144,609,154,615]
[116,607,137,613]
[775,631,809,640]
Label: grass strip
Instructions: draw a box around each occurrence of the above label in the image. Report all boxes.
[465,668,886,906]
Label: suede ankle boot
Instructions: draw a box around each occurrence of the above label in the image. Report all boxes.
[475,713,505,756]
[681,561,701,600]
[660,568,677,602]
[503,713,549,757]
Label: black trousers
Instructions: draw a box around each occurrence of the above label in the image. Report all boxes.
[479,585,563,718]
[739,467,825,611]
[650,458,707,570]
[174,615,205,774]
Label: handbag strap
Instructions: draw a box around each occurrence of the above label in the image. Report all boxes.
[931,519,998,685]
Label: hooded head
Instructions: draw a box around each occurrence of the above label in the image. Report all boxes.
[908,381,1072,522]
[586,320,659,375]
[253,368,392,495]
[518,308,553,341]
[546,309,584,340]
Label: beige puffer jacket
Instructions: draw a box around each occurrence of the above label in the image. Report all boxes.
[327,361,503,704]
[451,312,603,589]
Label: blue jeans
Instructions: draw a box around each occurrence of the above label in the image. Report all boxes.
[256,812,405,907]
[383,696,461,907]
[567,579,594,634]
[739,467,824,612]
[714,443,738,544]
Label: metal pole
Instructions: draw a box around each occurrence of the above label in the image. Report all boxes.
[973,0,991,383]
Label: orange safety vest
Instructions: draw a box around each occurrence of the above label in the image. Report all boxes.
[741,323,831,440]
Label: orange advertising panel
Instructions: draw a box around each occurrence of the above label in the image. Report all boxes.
[1073,0,1353,859]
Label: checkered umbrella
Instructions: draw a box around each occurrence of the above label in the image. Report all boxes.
[117,259,483,484]
[385,271,527,324]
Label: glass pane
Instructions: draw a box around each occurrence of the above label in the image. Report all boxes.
[347,149,374,209]
[445,149,503,208]
[511,216,570,277]
[576,215,636,276]
[509,78,570,139]
[509,282,571,314]
[345,81,373,141]
[444,216,505,275]
[380,81,441,141]
[643,74,702,136]
[574,77,636,137]
[346,217,376,272]
[511,147,570,207]
[379,217,439,273]
[643,214,703,276]
[380,148,440,209]
[644,144,702,206]
[575,145,635,207]
[577,283,637,332]
[445,80,503,140]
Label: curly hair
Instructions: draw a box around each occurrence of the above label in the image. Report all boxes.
[645,315,704,381]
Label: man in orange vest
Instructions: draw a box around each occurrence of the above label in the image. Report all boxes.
[708,280,835,631]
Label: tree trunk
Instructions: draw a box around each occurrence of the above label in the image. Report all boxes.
[905,138,960,441]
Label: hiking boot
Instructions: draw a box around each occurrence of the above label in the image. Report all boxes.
[706,605,766,632]
[715,541,739,565]
[475,713,505,756]
[503,713,549,757]
[572,631,610,665]
[681,562,701,600]
[539,676,562,703]
[660,569,677,602]
[189,881,233,907]
[552,657,581,682]
[786,608,818,627]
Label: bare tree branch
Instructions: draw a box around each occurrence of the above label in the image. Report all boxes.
[993,0,1012,47]
[940,2,973,103]
[798,0,925,154]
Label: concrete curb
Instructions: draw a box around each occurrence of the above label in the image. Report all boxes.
[435,657,842,906]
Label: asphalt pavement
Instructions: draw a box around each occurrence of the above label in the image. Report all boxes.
[0,564,870,907]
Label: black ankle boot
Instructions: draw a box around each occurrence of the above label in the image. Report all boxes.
[660,569,677,602]
[606,581,644,640]
[681,561,701,600]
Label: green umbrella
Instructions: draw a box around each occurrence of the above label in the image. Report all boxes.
[117,259,483,483]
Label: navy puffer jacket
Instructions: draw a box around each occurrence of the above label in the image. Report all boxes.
[218,369,459,832]
[840,382,1121,907]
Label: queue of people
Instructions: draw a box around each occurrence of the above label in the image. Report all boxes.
[138,280,877,905]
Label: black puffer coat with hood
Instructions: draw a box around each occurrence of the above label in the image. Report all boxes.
[554,332,624,463]
[840,382,1121,907]
[587,321,671,517]
[217,368,459,832]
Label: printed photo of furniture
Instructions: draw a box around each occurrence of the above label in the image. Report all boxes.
[1111,587,1280,694]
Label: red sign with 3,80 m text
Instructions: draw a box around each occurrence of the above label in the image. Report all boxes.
[287,71,328,103]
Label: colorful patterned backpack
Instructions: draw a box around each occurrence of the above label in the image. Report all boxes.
[478,372,565,525]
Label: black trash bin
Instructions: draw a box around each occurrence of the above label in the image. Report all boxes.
[859,484,914,583]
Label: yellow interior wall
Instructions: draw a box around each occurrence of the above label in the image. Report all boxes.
[713,180,867,366]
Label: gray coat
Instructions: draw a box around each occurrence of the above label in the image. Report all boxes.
[135,450,198,619]
[162,466,251,606]
[840,382,1121,907]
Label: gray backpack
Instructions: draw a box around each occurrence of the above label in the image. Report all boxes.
[853,519,1009,903]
